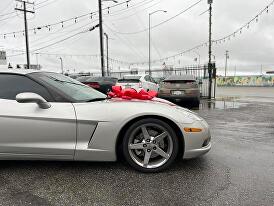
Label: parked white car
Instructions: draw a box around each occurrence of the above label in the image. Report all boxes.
[116,75,159,92]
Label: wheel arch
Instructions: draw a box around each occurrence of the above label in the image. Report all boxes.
[115,115,185,160]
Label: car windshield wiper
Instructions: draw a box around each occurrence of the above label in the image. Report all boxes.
[85,97,109,102]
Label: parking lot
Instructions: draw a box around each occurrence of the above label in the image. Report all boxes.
[0,87,273,206]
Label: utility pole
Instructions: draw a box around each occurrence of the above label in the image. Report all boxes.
[98,0,117,77]
[98,0,105,77]
[208,0,213,99]
[104,33,109,76]
[15,0,35,69]
[225,50,229,77]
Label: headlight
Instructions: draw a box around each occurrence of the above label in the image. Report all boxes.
[187,113,203,121]
[175,106,203,121]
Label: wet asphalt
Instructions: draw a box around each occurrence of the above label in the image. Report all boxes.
[0,87,274,206]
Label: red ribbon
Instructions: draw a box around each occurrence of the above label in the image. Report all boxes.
[108,86,158,100]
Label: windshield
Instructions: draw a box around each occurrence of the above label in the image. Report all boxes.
[31,73,107,102]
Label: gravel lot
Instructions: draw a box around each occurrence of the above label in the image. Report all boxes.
[0,87,274,206]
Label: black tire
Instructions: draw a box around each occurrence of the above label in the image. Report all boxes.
[122,118,179,173]
[193,98,200,108]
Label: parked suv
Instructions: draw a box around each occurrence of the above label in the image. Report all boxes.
[158,75,200,106]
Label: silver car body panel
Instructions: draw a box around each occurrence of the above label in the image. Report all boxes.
[0,99,76,160]
[72,99,210,161]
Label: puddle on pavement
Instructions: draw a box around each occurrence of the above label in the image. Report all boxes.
[174,97,248,111]
[198,100,247,110]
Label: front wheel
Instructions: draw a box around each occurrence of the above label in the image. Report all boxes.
[122,118,179,172]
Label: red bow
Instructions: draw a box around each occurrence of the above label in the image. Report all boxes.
[108,86,158,100]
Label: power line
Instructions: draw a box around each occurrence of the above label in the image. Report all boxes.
[107,0,165,22]
[134,12,162,58]
[1,0,157,41]
[213,0,274,44]
[108,0,203,35]
[130,0,274,66]
[130,41,207,65]
[104,24,146,59]
[29,20,98,48]
[8,24,99,56]
[104,0,156,17]
[0,0,16,17]
[35,0,55,6]
[7,50,131,66]
[0,0,131,38]
[0,0,54,19]
[35,0,60,10]
[31,24,99,52]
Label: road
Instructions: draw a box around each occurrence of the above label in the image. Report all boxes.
[0,87,273,206]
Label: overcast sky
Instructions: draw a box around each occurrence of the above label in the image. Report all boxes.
[0,0,273,75]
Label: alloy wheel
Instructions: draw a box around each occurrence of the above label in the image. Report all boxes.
[128,123,174,169]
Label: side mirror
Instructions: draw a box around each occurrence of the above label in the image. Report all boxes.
[16,93,51,109]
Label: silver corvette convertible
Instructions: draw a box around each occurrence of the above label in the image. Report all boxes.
[0,70,211,172]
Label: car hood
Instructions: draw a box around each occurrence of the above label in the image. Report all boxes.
[72,97,199,125]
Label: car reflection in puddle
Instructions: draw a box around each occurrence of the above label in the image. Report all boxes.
[199,100,247,110]
[175,98,247,111]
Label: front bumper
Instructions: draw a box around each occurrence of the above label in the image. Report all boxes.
[183,143,211,159]
[176,115,212,159]
[158,95,199,101]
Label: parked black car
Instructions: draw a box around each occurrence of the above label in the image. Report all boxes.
[76,76,118,94]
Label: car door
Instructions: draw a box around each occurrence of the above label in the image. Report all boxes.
[0,73,76,160]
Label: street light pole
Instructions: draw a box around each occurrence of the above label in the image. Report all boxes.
[149,10,167,76]
[104,33,109,76]
[59,57,64,74]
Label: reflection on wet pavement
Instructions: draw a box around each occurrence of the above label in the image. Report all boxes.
[176,99,247,111]
[199,100,247,110]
